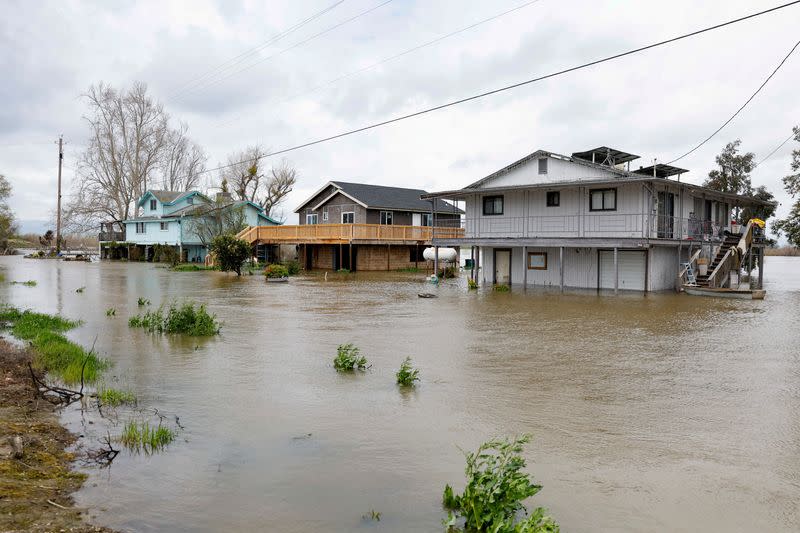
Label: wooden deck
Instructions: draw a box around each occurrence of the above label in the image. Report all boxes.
[237,223,464,245]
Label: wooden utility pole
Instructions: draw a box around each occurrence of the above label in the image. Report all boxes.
[56,135,63,254]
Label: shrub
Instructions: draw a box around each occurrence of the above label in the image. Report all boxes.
[152,244,180,266]
[438,266,456,279]
[283,259,301,275]
[129,302,220,336]
[333,343,367,371]
[493,284,510,292]
[442,435,559,532]
[396,357,420,386]
[264,263,290,279]
[98,388,136,406]
[120,420,175,453]
[209,235,251,276]
[467,278,478,290]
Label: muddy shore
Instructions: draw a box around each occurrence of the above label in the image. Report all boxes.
[0,339,112,533]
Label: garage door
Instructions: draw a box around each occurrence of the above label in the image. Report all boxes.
[599,250,646,291]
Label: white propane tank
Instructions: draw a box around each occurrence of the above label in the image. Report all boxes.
[423,247,457,262]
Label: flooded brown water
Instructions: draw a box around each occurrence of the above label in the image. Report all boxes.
[1,256,799,532]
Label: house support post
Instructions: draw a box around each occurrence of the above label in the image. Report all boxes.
[522,245,527,288]
[475,246,480,283]
[470,246,475,280]
[340,242,343,271]
[434,246,439,277]
[387,244,390,271]
[758,246,764,289]
[614,247,619,295]
[415,243,419,270]
[559,246,564,292]
[349,242,354,272]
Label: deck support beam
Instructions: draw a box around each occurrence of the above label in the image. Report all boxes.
[522,245,527,288]
[559,246,564,292]
[434,246,439,276]
[614,247,619,295]
[758,246,764,289]
[475,246,480,283]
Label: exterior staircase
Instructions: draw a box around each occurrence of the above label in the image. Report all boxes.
[694,233,741,287]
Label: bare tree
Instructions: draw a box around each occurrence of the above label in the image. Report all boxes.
[184,200,248,245]
[220,146,297,217]
[64,82,207,232]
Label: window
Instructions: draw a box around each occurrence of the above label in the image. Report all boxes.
[306,213,318,224]
[149,199,157,211]
[421,213,433,227]
[527,252,547,270]
[322,207,329,222]
[482,195,504,216]
[342,212,354,224]
[135,222,146,234]
[590,189,616,211]
[380,211,393,225]
[410,246,425,262]
[186,196,194,205]
[538,158,548,175]
[160,221,168,231]
[546,191,560,207]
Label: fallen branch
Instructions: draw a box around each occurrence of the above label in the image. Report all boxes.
[27,363,83,405]
[46,499,68,510]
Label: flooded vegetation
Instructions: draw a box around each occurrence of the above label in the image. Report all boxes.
[0,256,799,531]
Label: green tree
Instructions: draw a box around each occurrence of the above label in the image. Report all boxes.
[0,174,18,254]
[209,235,251,276]
[704,140,755,195]
[774,126,800,247]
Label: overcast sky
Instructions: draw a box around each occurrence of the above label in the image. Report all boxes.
[2,0,799,233]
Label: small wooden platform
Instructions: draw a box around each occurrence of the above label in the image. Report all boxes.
[683,285,765,300]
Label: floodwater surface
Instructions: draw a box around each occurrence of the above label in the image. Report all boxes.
[1,256,799,532]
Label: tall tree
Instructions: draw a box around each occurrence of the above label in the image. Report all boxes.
[704,140,755,194]
[219,146,297,217]
[184,198,248,246]
[64,82,207,232]
[774,126,800,246]
[0,174,18,254]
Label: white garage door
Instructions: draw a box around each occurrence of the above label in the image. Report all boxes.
[599,250,646,291]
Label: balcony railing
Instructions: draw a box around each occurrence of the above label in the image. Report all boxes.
[238,223,464,243]
[99,231,126,242]
[430,214,729,241]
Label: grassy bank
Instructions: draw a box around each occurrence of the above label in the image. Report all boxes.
[0,307,107,385]
[765,246,800,256]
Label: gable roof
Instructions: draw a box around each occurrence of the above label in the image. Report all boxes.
[137,190,205,207]
[295,181,463,214]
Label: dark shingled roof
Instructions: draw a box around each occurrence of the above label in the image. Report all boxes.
[330,181,463,213]
[148,190,188,203]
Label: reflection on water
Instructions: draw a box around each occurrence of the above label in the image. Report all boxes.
[1,257,799,532]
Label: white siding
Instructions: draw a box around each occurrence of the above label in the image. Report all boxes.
[479,155,620,188]
[479,246,600,289]
[649,246,679,291]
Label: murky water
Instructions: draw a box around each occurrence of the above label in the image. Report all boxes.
[1,256,799,532]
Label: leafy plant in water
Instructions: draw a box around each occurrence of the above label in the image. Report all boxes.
[283,259,301,275]
[129,302,220,336]
[442,435,559,532]
[333,343,367,371]
[11,280,37,286]
[120,419,175,453]
[264,263,290,279]
[338,268,351,274]
[467,278,478,290]
[362,509,382,522]
[98,388,136,406]
[493,284,510,292]
[76,286,85,293]
[105,308,116,317]
[396,357,420,387]
[137,297,150,306]
[209,234,251,276]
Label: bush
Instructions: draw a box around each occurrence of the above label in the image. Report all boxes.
[264,263,290,279]
[209,235,251,276]
[438,266,456,279]
[333,343,367,371]
[467,278,478,290]
[396,357,420,386]
[129,302,220,336]
[283,259,301,275]
[442,435,559,532]
[152,244,180,266]
[493,284,510,292]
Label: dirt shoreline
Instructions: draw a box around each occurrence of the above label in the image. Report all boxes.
[0,339,113,533]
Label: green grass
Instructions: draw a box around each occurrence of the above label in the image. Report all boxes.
[10,280,37,287]
[395,267,421,273]
[333,343,367,371]
[396,357,420,387]
[493,284,510,292]
[170,264,218,272]
[129,302,220,336]
[105,308,116,317]
[0,306,107,385]
[120,420,175,453]
[98,388,136,406]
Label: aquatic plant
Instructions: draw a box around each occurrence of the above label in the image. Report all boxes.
[438,266,456,279]
[396,267,421,273]
[442,435,559,533]
[333,343,367,371]
[98,387,136,406]
[105,308,116,317]
[171,264,217,272]
[10,280,37,286]
[76,286,85,293]
[128,302,220,336]
[467,278,478,290]
[120,420,175,453]
[362,510,381,522]
[264,263,290,279]
[493,284,510,292]
[396,357,420,387]
[0,306,107,385]
[137,297,150,306]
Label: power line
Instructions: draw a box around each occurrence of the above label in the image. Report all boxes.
[171,0,395,104]
[667,38,800,165]
[214,0,543,129]
[755,129,798,167]
[185,0,800,181]
[166,1,346,101]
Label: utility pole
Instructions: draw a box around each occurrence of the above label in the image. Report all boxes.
[56,135,63,254]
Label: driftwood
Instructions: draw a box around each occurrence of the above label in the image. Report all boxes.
[28,363,84,405]
[85,431,119,466]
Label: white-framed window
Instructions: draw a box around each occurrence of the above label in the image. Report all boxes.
[135,222,146,234]
[342,211,354,224]
[380,211,393,225]
[590,189,617,211]
[149,199,157,211]
[160,221,168,231]
[538,158,548,175]
[421,213,433,227]
[306,213,318,224]
[322,207,329,222]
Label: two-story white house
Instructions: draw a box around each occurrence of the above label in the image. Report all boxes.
[99,190,279,262]
[423,147,772,292]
